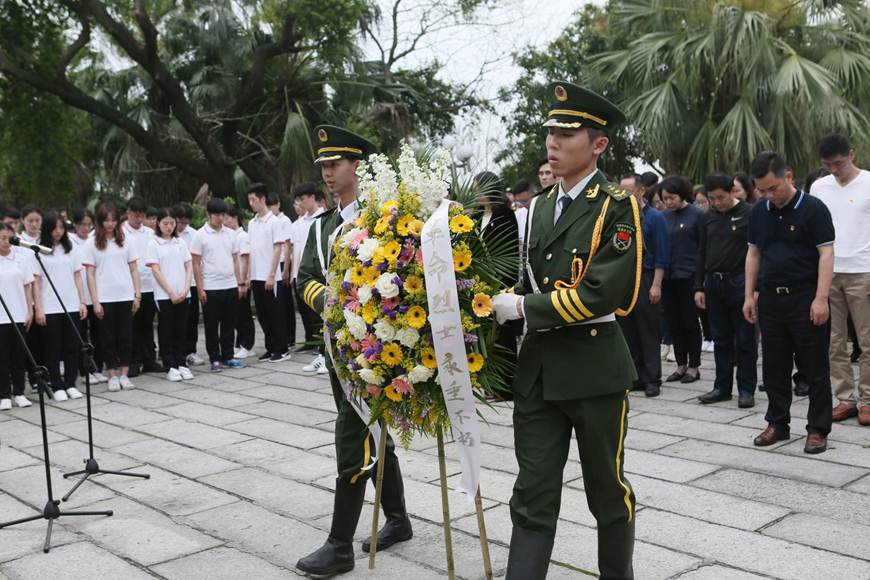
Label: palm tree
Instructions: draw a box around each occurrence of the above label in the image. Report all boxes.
[590,0,870,180]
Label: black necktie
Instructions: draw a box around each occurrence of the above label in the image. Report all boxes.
[335,211,343,227]
[557,195,572,223]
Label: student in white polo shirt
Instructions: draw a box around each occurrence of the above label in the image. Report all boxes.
[247,184,290,363]
[71,208,107,384]
[123,197,160,377]
[146,207,195,382]
[83,202,142,392]
[173,202,204,366]
[19,205,45,389]
[0,223,34,411]
[19,205,42,244]
[225,206,255,359]
[190,198,246,373]
[268,192,295,350]
[35,211,87,402]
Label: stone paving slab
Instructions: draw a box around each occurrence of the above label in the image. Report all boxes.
[112,438,240,479]
[47,417,153,448]
[762,512,870,561]
[1,542,156,580]
[151,546,292,580]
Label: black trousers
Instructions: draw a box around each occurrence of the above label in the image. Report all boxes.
[295,281,323,351]
[100,301,133,370]
[43,314,81,389]
[131,291,157,369]
[618,270,662,388]
[0,323,27,398]
[251,280,288,356]
[83,306,104,373]
[203,288,237,362]
[235,289,255,350]
[157,299,188,369]
[281,264,296,346]
[759,287,832,435]
[184,286,199,356]
[662,278,702,367]
[705,274,757,396]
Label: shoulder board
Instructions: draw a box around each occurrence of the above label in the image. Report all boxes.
[543,184,558,199]
[319,207,338,219]
[604,183,632,201]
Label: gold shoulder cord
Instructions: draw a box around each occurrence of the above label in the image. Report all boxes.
[615,195,643,317]
[554,197,611,291]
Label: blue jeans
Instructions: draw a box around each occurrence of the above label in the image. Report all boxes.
[705,274,757,396]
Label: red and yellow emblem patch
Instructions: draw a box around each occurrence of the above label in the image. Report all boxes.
[612,223,635,253]
[317,128,329,142]
[554,85,568,102]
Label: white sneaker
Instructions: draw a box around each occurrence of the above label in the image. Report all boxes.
[235,347,255,359]
[0,399,12,411]
[13,395,32,408]
[166,368,183,382]
[93,372,109,383]
[107,376,121,392]
[186,353,206,366]
[660,344,671,360]
[303,354,325,373]
[317,361,329,375]
[66,387,83,399]
[178,366,194,380]
[233,347,243,359]
[53,389,69,402]
[119,375,135,390]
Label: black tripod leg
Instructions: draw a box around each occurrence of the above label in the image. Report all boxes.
[0,514,46,529]
[98,470,150,479]
[61,473,91,502]
[62,469,87,479]
[61,510,114,517]
[43,519,53,553]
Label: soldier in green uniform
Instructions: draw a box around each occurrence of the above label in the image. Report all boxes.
[295,126,413,577]
[492,83,643,580]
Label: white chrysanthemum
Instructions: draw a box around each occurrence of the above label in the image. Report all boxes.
[395,143,451,220]
[358,153,399,206]
[373,318,397,341]
[356,238,380,262]
[395,326,419,348]
[359,368,384,386]
[357,284,373,305]
[343,310,368,341]
[375,272,400,298]
[408,364,435,384]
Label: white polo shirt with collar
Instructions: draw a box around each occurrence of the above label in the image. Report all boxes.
[122,221,155,293]
[247,211,284,282]
[145,237,192,301]
[290,208,324,281]
[189,224,239,291]
[0,251,34,324]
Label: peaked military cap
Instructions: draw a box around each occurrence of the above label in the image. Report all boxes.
[313,125,377,164]
[543,82,625,131]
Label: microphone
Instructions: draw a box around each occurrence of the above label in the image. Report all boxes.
[10,236,53,256]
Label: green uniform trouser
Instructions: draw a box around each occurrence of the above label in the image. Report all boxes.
[510,379,635,535]
[329,369,397,484]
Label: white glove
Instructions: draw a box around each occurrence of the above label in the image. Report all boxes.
[492,292,524,324]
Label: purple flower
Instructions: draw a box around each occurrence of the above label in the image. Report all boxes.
[398,305,409,313]
[393,276,403,286]
[464,332,479,343]
[341,281,351,291]
[456,278,475,291]
[376,262,388,271]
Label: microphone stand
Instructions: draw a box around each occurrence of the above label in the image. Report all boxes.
[0,287,113,553]
[26,248,150,502]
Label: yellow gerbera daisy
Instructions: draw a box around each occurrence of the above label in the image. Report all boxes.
[383,240,401,262]
[405,306,427,329]
[449,214,475,234]
[374,216,391,235]
[472,293,493,317]
[384,385,403,402]
[467,352,484,373]
[350,265,366,286]
[421,348,437,369]
[408,219,424,237]
[453,250,472,272]
[380,200,398,217]
[381,343,403,367]
[363,266,380,285]
[403,275,424,294]
[396,215,414,236]
[362,301,379,324]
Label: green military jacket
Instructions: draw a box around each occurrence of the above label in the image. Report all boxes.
[515,170,643,401]
[298,207,341,315]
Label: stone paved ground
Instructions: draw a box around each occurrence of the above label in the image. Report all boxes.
[1,337,869,580]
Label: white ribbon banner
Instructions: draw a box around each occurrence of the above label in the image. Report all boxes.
[421,198,481,500]
[318,218,381,471]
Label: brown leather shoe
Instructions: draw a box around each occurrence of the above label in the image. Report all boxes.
[859,406,870,426]
[832,403,859,422]
[753,425,790,447]
[804,432,827,454]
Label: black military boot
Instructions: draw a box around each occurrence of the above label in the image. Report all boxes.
[598,520,635,580]
[505,527,554,580]
[362,457,412,553]
[296,478,366,577]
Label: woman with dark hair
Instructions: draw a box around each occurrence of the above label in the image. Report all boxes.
[20,204,42,244]
[732,172,756,204]
[0,222,34,411]
[660,175,704,383]
[146,208,194,382]
[70,208,107,384]
[36,211,87,401]
[82,202,141,392]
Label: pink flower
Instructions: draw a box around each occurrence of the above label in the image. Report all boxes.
[415,248,424,265]
[345,287,361,312]
[366,384,382,397]
[381,295,400,309]
[392,377,414,395]
[351,229,369,250]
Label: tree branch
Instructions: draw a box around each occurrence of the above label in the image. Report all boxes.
[56,19,91,74]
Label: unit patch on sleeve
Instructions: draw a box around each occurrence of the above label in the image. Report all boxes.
[612,223,635,253]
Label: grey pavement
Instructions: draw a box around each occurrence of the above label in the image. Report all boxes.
[1,335,869,580]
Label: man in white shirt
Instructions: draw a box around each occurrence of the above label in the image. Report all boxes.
[173,202,204,366]
[811,133,870,426]
[289,182,326,366]
[247,185,290,363]
[123,197,161,376]
[268,192,296,350]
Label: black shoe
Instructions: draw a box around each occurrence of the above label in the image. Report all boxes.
[794,379,810,397]
[738,394,755,408]
[698,389,731,404]
[258,352,272,362]
[645,384,661,398]
[142,361,164,373]
[296,479,366,577]
[665,371,685,382]
[629,380,645,392]
[757,383,766,392]
[362,457,413,553]
[127,367,141,378]
[680,370,700,383]
[505,527,554,580]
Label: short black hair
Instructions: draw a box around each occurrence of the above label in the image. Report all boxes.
[71,208,94,225]
[2,206,21,220]
[703,172,733,194]
[146,206,158,218]
[818,133,851,159]
[750,151,788,180]
[21,204,42,219]
[621,173,642,188]
[206,198,228,215]
[247,183,269,199]
[172,202,194,220]
[292,181,324,201]
[659,175,694,202]
[267,192,281,207]
[640,171,660,188]
[0,222,14,233]
[510,179,532,194]
[537,159,550,171]
[227,205,246,227]
[126,196,147,213]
